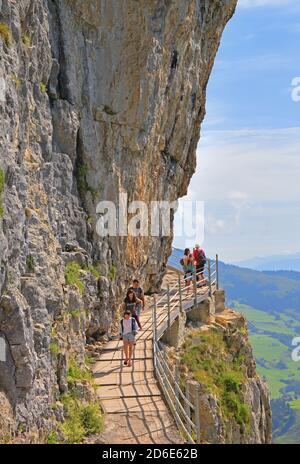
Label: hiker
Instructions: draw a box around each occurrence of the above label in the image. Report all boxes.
[193,244,206,283]
[122,288,143,330]
[119,309,139,367]
[193,244,201,281]
[180,248,195,293]
[130,279,145,318]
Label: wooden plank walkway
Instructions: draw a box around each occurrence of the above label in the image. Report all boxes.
[93,266,210,444]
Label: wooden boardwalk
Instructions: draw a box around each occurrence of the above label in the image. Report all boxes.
[93,266,211,444]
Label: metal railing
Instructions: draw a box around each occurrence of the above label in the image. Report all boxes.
[154,255,219,339]
[153,338,200,443]
[151,252,219,444]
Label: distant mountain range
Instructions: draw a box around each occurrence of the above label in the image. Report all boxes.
[169,248,300,443]
[233,252,300,272]
[218,261,300,315]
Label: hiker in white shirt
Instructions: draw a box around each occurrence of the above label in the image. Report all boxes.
[119,309,139,367]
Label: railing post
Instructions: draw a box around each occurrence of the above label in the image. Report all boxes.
[152,298,156,371]
[153,295,157,343]
[167,283,171,329]
[174,364,180,417]
[208,258,212,297]
[193,269,197,306]
[195,383,201,444]
[178,274,183,313]
[185,382,192,438]
[161,350,166,393]
[216,254,219,290]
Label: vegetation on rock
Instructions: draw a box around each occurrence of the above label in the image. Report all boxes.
[67,308,82,319]
[26,254,35,273]
[88,264,101,279]
[48,358,103,444]
[66,358,93,385]
[60,392,103,444]
[39,82,47,93]
[49,342,60,356]
[0,23,11,47]
[21,32,31,47]
[64,261,85,293]
[76,162,98,200]
[180,329,251,431]
[108,264,117,281]
[11,73,21,89]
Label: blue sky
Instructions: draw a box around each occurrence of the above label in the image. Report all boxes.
[174,0,300,262]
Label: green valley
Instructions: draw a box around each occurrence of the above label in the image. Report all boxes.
[219,264,300,443]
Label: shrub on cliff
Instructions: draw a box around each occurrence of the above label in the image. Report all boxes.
[65,261,85,293]
[180,329,251,431]
[0,23,11,47]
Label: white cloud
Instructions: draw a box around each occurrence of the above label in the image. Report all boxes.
[229,191,249,202]
[215,54,294,73]
[175,127,300,261]
[196,127,300,203]
[239,0,294,8]
[238,0,300,16]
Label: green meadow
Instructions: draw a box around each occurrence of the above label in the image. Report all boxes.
[234,302,300,442]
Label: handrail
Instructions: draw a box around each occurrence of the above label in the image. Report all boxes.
[156,348,195,410]
[154,344,197,443]
[151,252,220,444]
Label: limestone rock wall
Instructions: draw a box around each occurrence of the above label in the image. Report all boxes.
[0,0,237,437]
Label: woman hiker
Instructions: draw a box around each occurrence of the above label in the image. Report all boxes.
[119,309,139,367]
[122,288,143,330]
[130,279,145,318]
[180,248,195,294]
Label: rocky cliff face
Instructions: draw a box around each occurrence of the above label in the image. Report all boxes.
[0,0,237,439]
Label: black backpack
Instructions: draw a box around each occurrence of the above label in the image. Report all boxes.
[197,250,207,266]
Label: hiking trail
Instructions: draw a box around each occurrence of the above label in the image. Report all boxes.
[93,267,209,444]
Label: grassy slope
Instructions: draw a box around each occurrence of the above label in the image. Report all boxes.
[274,409,300,444]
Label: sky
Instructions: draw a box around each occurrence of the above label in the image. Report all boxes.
[173,0,300,262]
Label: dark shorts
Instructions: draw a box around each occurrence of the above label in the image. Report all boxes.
[196,265,204,273]
[184,271,193,280]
